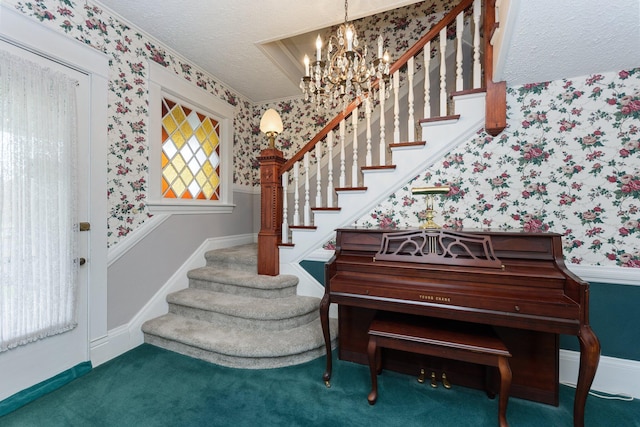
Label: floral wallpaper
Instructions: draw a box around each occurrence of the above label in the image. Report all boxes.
[9,0,258,247]
[352,69,640,268]
[10,0,639,268]
[9,0,454,248]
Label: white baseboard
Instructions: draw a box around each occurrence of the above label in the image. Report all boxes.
[91,233,256,366]
[560,349,640,399]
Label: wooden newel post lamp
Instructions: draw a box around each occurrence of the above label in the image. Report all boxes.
[257,109,284,276]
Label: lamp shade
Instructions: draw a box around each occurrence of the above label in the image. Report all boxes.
[260,109,283,134]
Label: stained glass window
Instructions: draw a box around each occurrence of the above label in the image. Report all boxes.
[161,97,220,200]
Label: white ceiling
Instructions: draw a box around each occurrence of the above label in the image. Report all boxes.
[494,0,640,86]
[94,0,421,103]
[95,0,640,104]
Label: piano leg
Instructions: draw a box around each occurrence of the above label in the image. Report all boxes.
[574,325,601,427]
[319,293,332,387]
[367,338,379,405]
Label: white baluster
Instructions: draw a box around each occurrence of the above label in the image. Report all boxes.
[315,143,322,208]
[439,27,447,116]
[424,41,431,120]
[293,162,300,226]
[473,0,482,89]
[339,120,346,187]
[393,70,400,143]
[456,12,464,92]
[303,152,311,226]
[351,105,359,187]
[379,80,387,165]
[365,97,372,166]
[407,57,415,142]
[326,131,334,207]
[281,171,289,243]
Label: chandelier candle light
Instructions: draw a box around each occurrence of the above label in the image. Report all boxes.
[300,0,391,108]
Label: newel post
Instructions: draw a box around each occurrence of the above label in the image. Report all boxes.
[257,147,285,276]
[484,0,507,136]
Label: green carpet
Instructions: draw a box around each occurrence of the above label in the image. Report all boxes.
[1,344,638,426]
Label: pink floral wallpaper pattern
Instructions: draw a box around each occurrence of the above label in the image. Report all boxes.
[352,69,640,267]
[10,0,452,248]
[11,0,260,247]
[10,1,639,268]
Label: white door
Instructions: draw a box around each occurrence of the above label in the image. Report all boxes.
[0,39,91,401]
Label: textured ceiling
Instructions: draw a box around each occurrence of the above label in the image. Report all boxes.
[94,0,421,103]
[494,0,640,86]
[94,0,640,104]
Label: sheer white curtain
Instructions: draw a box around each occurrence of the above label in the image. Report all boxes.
[0,49,79,352]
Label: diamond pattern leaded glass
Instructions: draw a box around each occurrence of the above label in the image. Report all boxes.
[161,98,220,200]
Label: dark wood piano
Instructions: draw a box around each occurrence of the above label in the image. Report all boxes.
[320,228,600,427]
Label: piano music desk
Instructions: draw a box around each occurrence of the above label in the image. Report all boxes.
[367,314,512,427]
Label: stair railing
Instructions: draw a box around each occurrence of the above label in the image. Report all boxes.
[258,0,503,275]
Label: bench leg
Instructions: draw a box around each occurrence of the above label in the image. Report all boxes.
[485,366,496,399]
[367,337,378,405]
[497,356,512,427]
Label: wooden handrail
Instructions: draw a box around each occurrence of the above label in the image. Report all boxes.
[280,102,357,174]
[280,0,475,176]
[389,0,473,76]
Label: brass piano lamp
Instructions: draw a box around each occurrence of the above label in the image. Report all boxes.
[411,186,450,229]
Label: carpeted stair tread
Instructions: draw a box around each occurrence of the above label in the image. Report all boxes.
[205,243,257,269]
[143,243,336,369]
[142,313,336,360]
[188,266,298,298]
[167,288,320,323]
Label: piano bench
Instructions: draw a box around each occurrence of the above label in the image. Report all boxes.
[367,314,512,427]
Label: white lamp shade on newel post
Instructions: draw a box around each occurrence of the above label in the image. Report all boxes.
[260,108,283,149]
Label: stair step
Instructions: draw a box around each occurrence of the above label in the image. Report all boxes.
[142,313,338,369]
[419,114,461,125]
[335,186,367,192]
[167,288,321,330]
[361,165,396,172]
[188,266,298,299]
[205,243,257,270]
[312,207,341,212]
[389,141,426,149]
[451,87,486,97]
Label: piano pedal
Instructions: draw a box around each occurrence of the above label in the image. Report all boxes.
[430,371,438,388]
[417,368,426,384]
[442,373,452,389]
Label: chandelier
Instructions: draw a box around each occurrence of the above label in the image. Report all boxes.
[300,0,391,109]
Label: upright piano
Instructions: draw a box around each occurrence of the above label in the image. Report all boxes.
[319,228,600,427]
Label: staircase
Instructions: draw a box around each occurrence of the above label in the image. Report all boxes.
[142,243,338,368]
[266,0,504,297]
[142,0,504,369]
